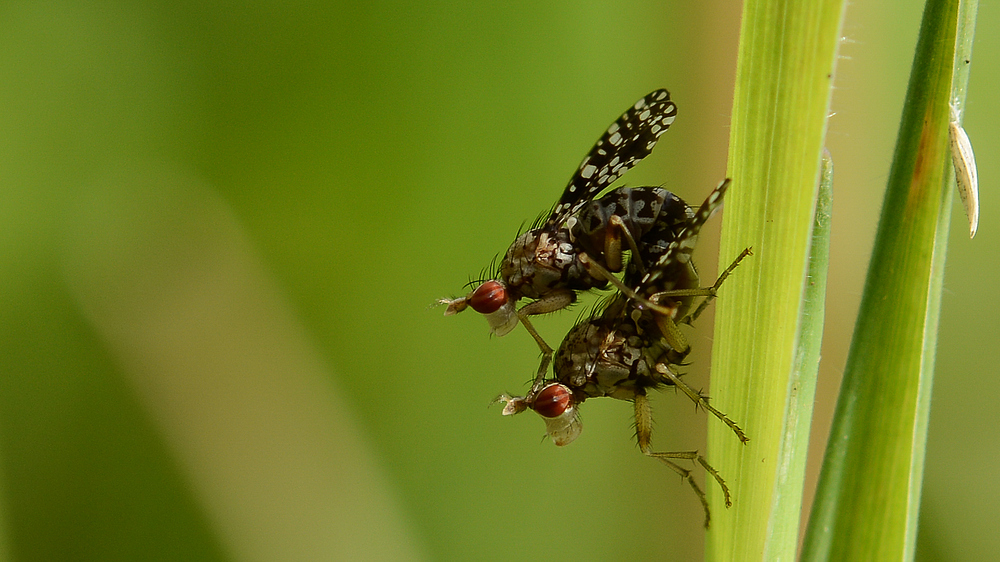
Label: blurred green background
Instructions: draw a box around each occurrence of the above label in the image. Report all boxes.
[0,1,996,560]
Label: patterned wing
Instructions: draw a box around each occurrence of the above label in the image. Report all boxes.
[545,89,678,227]
[638,178,730,294]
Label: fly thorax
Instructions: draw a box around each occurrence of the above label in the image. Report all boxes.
[500,231,540,291]
[511,230,573,299]
[554,227,603,288]
[554,322,604,389]
[533,231,577,270]
[598,324,643,375]
[575,324,634,398]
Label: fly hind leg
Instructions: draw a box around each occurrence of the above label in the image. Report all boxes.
[634,392,731,528]
[655,363,748,444]
[576,215,646,286]
[603,214,646,273]
[677,246,753,325]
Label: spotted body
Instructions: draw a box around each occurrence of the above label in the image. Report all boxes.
[524,178,732,415]
[496,180,749,527]
[442,90,681,342]
[499,186,693,302]
[572,187,693,275]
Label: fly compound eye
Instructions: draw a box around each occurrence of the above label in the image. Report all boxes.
[469,280,508,314]
[532,383,582,447]
[532,383,573,418]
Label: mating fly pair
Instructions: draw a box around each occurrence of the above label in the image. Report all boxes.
[440,89,749,526]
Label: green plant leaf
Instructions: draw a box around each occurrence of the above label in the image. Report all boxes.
[801,0,979,560]
[707,2,845,560]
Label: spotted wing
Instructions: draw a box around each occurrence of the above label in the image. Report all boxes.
[639,178,730,294]
[545,89,678,227]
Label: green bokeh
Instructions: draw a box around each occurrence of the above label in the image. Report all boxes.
[0,1,995,560]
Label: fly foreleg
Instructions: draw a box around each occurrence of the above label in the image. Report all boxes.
[515,292,573,398]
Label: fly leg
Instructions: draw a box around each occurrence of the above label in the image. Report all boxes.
[493,289,575,416]
[578,253,693,355]
[647,246,752,322]
[646,246,753,353]
[575,215,645,287]
[653,311,692,358]
[655,363,748,443]
[514,290,575,399]
[634,392,731,528]
[578,254,675,316]
[679,246,753,325]
[603,214,646,273]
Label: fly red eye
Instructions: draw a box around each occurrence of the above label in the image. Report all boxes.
[532,383,572,418]
[468,280,507,314]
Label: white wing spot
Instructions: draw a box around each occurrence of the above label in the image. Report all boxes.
[581,164,597,179]
[639,109,651,121]
[608,132,622,145]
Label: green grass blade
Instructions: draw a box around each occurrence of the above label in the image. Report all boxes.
[707,2,845,560]
[761,152,832,559]
[801,0,979,560]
